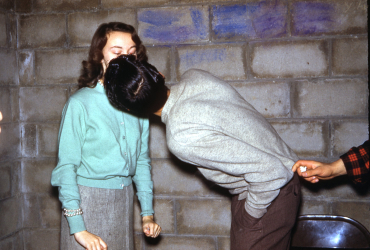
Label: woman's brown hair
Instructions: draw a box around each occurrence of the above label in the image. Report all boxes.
[78,22,148,89]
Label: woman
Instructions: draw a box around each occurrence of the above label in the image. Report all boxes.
[51,22,161,250]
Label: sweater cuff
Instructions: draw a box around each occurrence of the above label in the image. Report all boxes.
[244,202,267,219]
[66,215,86,235]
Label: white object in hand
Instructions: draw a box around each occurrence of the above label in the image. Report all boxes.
[300,166,307,173]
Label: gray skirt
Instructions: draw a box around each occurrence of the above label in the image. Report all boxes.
[60,184,134,250]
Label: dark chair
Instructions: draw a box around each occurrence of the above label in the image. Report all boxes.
[291,215,370,249]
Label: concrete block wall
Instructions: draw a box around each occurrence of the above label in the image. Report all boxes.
[0,0,368,249]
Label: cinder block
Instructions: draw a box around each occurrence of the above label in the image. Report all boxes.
[0,124,20,161]
[300,180,332,199]
[322,179,370,200]
[212,2,287,41]
[217,237,230,250]
[176,199,231,235]
[21,124,37,157]
[0,166,11,200]
[19,87,68,122]
[0,87,12,123]
[231,81,290,118]
[145,236,216,250]
[149,117,170,159]
[147,46,171,82]
[33,0,98,12]
[1,87,19,123]
[102,0,170,8]
[291,0,367,36]
[38,123,59,157]
[15,0,32,12]
[138,6,209,44]
[271,121,328,157]
[250,40,328,78]
[0,14,6,47]
[22,194,41,228]
[179,0,239,3]
[0,50,17,85]
[332,201,370,231]
[151,159,226,197]
[134,233,143,250]
[8,14,16,49]
[68,10,136,47]
[0,231,24,250]
[39,194,62,228]
[0,197,21,238]
[14,230,24,250]
[23,229,60,250]
[35,49,88,85]
[19,14,66,49]
[332,120,369,156]
[18,51,34,86]
[0,237,13,250]
[294,78,368,117]
[299,199,331,215]
[10,88,19,121]
[0,0,13,10]
[0,161,20,200]
[176,45,245,81]
[11,161,21,196]
[22,158,56,193]
[332,38,368,76]
[70,84,79,96]
[134,198,175,234]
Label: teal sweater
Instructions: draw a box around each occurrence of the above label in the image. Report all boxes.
[51,84,153,234]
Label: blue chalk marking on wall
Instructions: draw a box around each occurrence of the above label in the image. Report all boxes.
[138,8,207,43]
[180,48,227,68]
[292,2,335,35]
[212,5,248,39]
[138,10,180,26]
[190,7,207,38]
[252,3,287,38]
[212,1,286,39]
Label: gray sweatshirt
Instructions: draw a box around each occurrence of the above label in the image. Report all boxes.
[161,69,298,219]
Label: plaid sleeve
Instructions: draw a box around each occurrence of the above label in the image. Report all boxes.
[340,140,369,185]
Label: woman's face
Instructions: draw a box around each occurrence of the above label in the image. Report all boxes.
[101,31,137,74]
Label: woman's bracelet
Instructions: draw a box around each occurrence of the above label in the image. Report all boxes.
[63,208,83,217]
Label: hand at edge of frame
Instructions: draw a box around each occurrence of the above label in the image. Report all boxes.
[292,159,347,183]
[74,230,108,250]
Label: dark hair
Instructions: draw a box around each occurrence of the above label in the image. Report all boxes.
[104,55,168,116]
[78,22,147,89]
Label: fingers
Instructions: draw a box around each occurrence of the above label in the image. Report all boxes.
[292,160,321,174]
[143,222,161,238]
[74,231,107,250]
[99,238,108,249]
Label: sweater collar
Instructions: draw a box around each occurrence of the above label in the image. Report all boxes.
[95,82,105,93]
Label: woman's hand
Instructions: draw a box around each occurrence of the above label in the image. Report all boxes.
[142,215,161,238]
[74,230,108,250]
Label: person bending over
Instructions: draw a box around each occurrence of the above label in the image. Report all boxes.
[104,55,301,250]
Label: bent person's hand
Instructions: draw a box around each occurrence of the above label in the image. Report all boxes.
[142,215,161,238]
[292,159,347,183]
[74,230,108,250]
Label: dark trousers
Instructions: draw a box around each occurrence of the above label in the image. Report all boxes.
[230,174,301,250]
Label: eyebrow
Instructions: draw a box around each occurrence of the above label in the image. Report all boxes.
[110,45,136,49]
